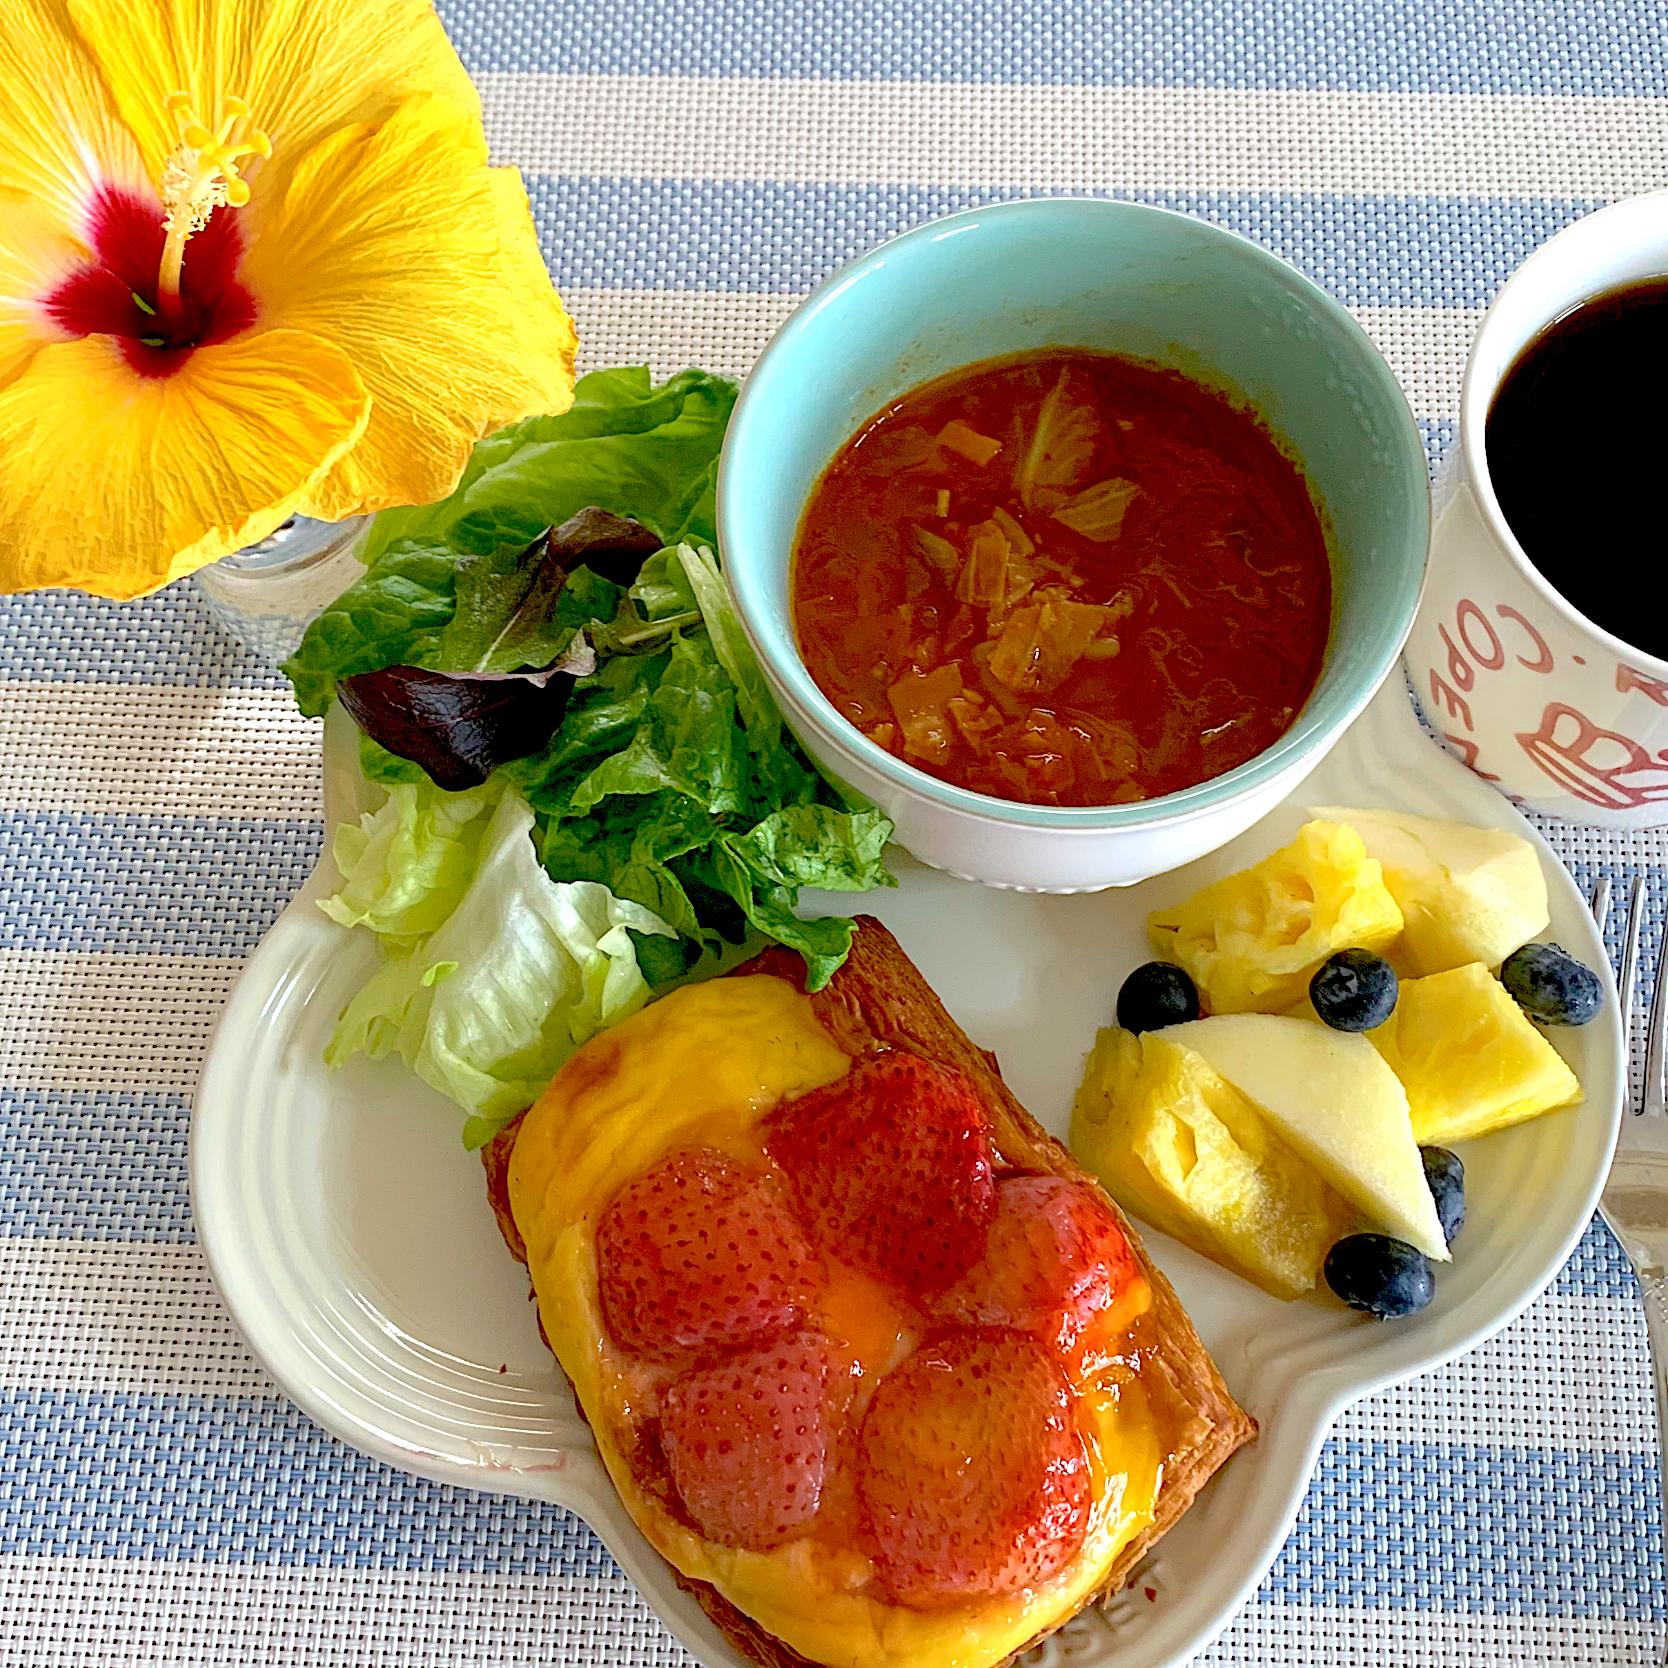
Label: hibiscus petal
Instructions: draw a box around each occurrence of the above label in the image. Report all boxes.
[0,0,152,389]
[239,96,577,523]
[0,0,150,234]
[0,327,370,598]
[0,196,83,387]
[66,0,477,204]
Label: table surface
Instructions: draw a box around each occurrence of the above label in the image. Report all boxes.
[2,2,1666,1664]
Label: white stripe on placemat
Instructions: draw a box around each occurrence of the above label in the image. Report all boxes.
[482,73,1668,200]
[0,1232,1649,1454]
[1351,306,1481,422]
[570,291,1477,419]
[1210,1606,1654,1665]
[0,1559,683,1668]
[0,684,320,821]
[0,952,240,1094]
[0,1242,267,1396]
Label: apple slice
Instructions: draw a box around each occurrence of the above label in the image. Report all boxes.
[1313,806,1549,976]
[1165,1014,1449,1260]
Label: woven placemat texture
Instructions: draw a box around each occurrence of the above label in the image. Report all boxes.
[1,0,1664,1662]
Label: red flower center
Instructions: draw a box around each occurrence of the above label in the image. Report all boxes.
[43,185,257,379]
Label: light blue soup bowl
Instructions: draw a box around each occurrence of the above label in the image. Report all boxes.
[717,199,1430,891]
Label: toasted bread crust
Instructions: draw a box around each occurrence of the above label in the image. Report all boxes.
[481,917,1255,1668]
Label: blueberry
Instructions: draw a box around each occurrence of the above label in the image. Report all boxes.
[1116,962,1201,1033]
[1420,1146,1466,1246]
[1324,1234,1435,1319]
[1308,949,1398,1032]
[1499,942,1603,1026]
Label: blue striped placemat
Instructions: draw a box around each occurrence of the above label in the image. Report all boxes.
[0,1,1662,1662]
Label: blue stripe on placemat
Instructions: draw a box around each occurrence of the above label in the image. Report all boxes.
[0,1093,192,1243]
[0,1391,609,1572]
[1420,419,1456,476]
[0,816,321,958]
[0,587,283,689]
[1270,1437,1665,1619]
[0,1389,1658,1615]
[435,0,1666,98]
[530,180,1598,309]
[1553,1215,1644,1300]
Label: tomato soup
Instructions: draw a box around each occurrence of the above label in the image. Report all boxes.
[790,349,1332,808]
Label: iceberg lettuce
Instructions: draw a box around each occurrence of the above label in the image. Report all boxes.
[318,778,502,947]
[321,779,677,1146]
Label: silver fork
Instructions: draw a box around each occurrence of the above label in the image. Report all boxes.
[1591,873,1668,1664]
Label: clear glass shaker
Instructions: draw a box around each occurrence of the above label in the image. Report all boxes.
[192,514,370,664]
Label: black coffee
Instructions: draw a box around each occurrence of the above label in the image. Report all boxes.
[1484,275,1668,659]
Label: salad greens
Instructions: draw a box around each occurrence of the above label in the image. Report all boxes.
[286,365,897,1141]
[323,782,678,1148]
[285,367,737,716]
[318,776,502,944]
[494,542,895,991]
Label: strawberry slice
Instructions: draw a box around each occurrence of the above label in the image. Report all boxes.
[764,1052,997,1293]
[660,1332,838,1550]
[934,1175,1146,1378]
[856,1328,1090,1605]
[595,1147,819,1364]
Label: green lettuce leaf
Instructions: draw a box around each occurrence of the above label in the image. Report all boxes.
[320,781,677,1145]
[693,844,859,992]
[628,547,698,622]
[284,545,459,717]
[437,563,620,679]
[497,541,896,987]
[675,543,780,752]
[360,367,735,565]
[319,777,503,946]
[535,792,723,942]
[568,631,746,815]
[698,803,897,990]
[718,804,897,894]
[283,367,736,716]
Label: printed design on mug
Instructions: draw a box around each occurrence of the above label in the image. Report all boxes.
[1516,702,1668,810]
[1427,593,1668,808]
[1618,663,1668,706]
[1423,596,1560,783]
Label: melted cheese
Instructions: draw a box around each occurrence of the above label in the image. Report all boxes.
[509,975,1163,1668]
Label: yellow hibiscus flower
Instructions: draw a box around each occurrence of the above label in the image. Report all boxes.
[0,0,577,599]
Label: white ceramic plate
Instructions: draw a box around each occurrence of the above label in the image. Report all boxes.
[192,677,1622,1668]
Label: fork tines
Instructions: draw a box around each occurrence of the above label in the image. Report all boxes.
[1592,872,1668,1118]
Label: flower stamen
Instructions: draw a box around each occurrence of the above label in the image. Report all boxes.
[156,92,269,314]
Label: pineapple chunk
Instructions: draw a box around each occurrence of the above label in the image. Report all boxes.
[1368,961,1583,1145]
[1166,1013,1450,1259]
[1148,821,1404,1014]
[1314,806,1549,975]
[1071,1027,1351,1299]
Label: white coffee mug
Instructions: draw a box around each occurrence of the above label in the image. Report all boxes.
[1404,189,1668,828]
